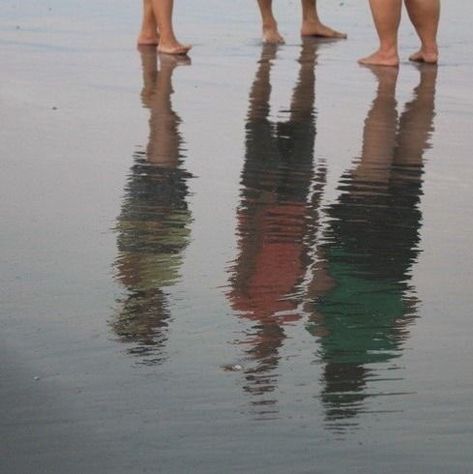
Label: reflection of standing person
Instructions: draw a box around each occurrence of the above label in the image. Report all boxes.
[228,40,325,407]
[306,65,438,427]
[137,0,191,55]
[112,47,192,364]
[359,0,440,66]
[257,0,346,44]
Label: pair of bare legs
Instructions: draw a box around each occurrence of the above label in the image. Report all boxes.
[257,0,346,44]
[137,0,191,55]
[359,0,440,66]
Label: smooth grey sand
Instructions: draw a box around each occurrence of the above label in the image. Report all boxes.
[1,1,473,473]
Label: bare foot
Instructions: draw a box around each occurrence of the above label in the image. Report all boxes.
[301,20,346,39]
[158,41,192,56]
[262,25,285,44]
[409,48,438,64]
[358,49,399,67]
[137,32,160,46]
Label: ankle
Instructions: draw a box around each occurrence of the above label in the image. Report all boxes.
[140,29,158,38]
[159,31,178,45]
[421,41,438,54]
[379,44,398,57]
[302,6,319,23]
[262,19,278,30]
[302,18,321,27]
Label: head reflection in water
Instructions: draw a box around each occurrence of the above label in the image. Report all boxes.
[306,65,437,431]
[227,40,326,416]
[112,47,192,365]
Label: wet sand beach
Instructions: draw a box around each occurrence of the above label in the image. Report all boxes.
[1,1,473,472]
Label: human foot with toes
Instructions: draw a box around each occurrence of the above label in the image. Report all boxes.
[358,48,400,67]
[257,0,345,45]
[409,48,439,64]
[262,22,285,44]
[301,20,347,39]
[360,0,439,67]
[138,0,191,55]
[158,38,192,56]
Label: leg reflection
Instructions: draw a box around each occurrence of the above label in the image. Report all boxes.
[228,40,326,415]
[112,47,192,365]
[306,64,437,431]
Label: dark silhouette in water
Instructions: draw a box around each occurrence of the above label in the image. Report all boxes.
[227,39,326,414]
[305,65,438,430]
[112,47,192,365]
[228,49,437,425]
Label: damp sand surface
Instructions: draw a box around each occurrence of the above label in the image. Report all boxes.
[1,1,473,472]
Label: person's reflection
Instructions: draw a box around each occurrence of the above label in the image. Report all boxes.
[227,40,326,414]
[112,47,192,365]
[305,65,438,430]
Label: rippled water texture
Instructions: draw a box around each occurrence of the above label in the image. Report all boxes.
[1,1,473,472]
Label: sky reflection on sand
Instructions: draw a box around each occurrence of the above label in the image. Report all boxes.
[112,39,437,433]
[2,1,473,472]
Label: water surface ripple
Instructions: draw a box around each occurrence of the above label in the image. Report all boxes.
[112,48,193,365]
[113,41,437,432]
[227,41,436,430]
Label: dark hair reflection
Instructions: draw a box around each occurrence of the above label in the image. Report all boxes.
[227,40,326,416]
[112,47,192,365]
[305,65,437,431]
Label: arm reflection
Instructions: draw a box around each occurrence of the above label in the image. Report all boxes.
[227,40,326,415]
[112,47,193,365]
[306,65,438,431]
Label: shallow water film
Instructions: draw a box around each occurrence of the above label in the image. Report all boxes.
[1,1,473,472]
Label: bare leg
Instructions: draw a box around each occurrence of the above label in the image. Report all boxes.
[300,0,346,39]
[153,0,191,55]
[359,0,402,66]
[137,0,160,45]
[257,0,285,44]
[405,0,440,63]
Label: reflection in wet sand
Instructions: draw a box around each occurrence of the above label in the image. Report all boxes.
[227,40,326,417]
[306,65,437,432]
[228,45,437,427]
[112,47,192,365]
